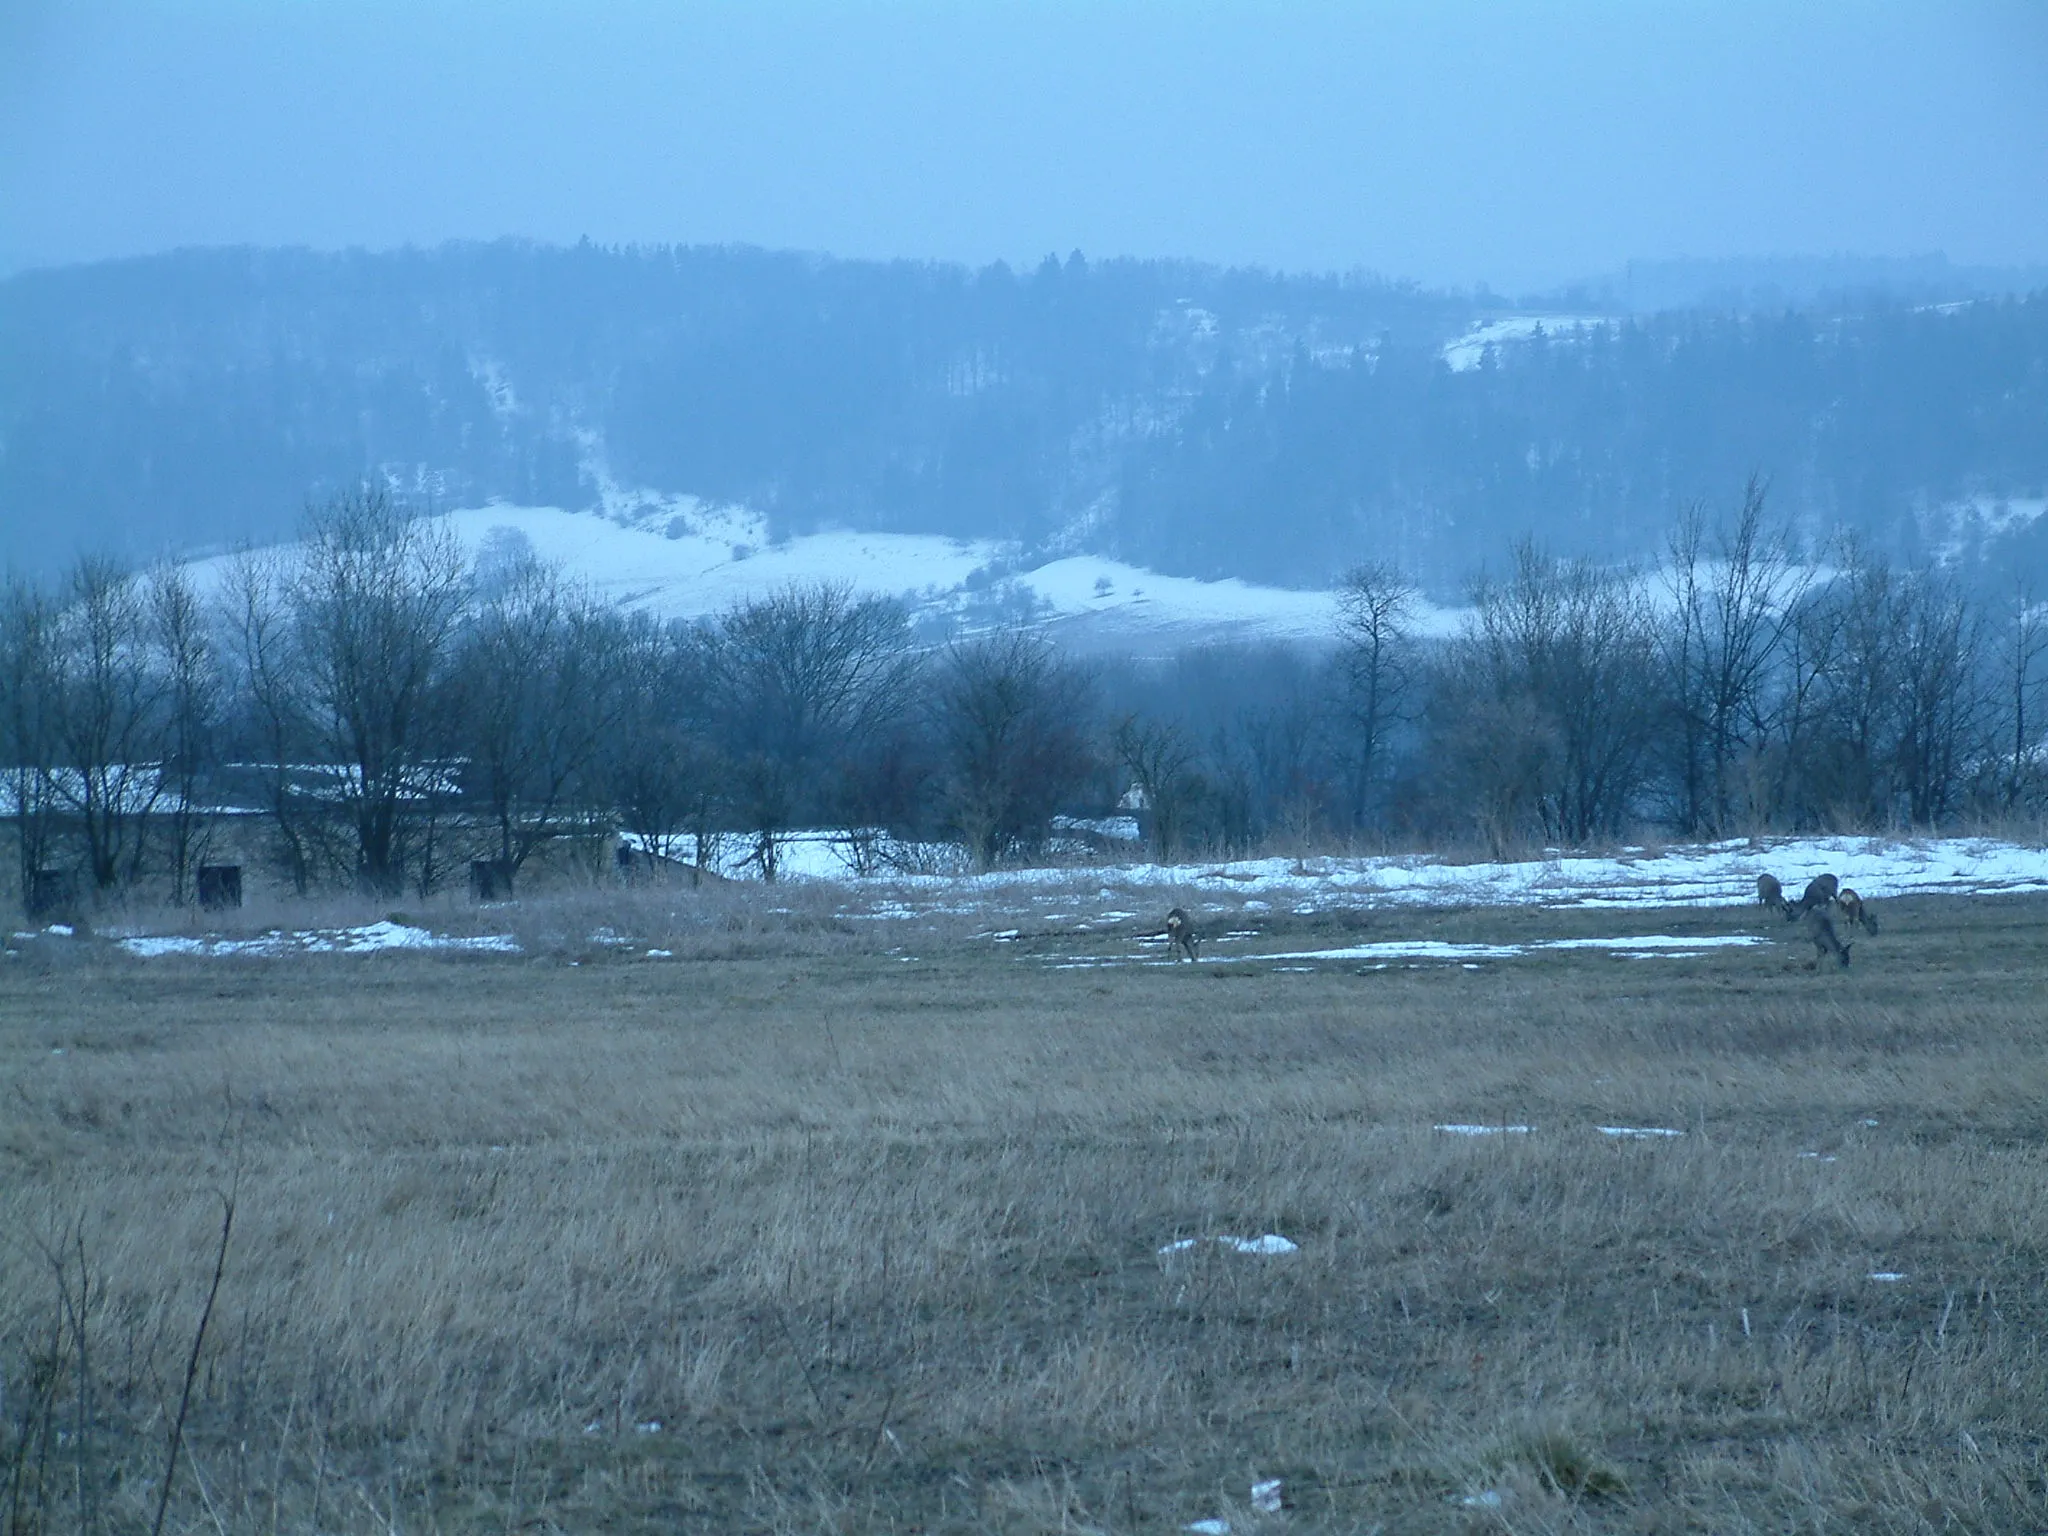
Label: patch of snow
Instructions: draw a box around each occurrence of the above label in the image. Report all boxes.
[1457,1489,1506,1509]
[1052,814,1142,842]
[1263,941,1528,962]
[1158,1234,1299,1257]
[119,922,519,959]
[1185,1522,1232,1536]
[1442,314,1612,371]
[1435,1124,1533,1136]
[1598,1126,1685,1139]
[1869,1272,1907,1283]
[196,502,1469,655]
[1250,1480,1284,1514]
[823,834,2048,923]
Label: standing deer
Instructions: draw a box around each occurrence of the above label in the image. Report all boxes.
[1164,907,1200,961]
[1787,873,1840,919]
[1756,873,1787,914]
[1804,903,1853,968]
[1835,888,1880,934]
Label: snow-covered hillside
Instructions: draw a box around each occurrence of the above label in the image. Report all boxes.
[254,500,1465,653]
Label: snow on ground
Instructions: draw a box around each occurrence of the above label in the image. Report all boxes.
[1241,934,1767,966]
[826,833,2048,918]
[1440,314,1615,371]
[91,833,2048,963]
[119,921,518,959]
[1932,492,2048,563]
[1436,1124,1533,1136]
[1158,1234,1300,1258]
[189,500,1466,653]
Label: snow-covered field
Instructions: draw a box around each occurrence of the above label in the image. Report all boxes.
[805,832,2048,913]
[70,834,2048,964]
[435,500,1435,652]
[189,498,1466,654]
[116,920,520,959]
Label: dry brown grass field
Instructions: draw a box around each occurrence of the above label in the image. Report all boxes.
[5,890,2048,1533]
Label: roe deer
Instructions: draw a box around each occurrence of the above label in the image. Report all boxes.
[1756,873,1787,914]
[1804,903,1853,968]
[1836,888,1879,934]
[1788,873,1840,919]
[1164,907,1200,961]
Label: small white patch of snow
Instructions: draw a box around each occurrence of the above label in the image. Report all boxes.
[645,948,673,958]
[1598,1126,1685,1139]
[1158,1234,1299,1257]
[1435,1124,1533,1136]
[1250,1479,1284,1514]
[1184,1521,1232,1536]
[634,1420,663,1434]
[1539,935,1766,952]
[1458,1489,1506,1509]
[1869,1272,1907,1283]
[44,924,73,937]
[119,922,520,959]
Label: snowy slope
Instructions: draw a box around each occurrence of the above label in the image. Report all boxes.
[388,502,1462,651]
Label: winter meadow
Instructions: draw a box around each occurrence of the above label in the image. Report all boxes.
[9,6,2048,1531]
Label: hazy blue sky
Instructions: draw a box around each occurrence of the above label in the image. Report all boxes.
[4,2,2045,289]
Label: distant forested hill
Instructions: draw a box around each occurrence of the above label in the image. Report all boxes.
[2,241,2044,590]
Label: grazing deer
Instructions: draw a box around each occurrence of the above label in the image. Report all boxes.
[1164,907,1200,961]
[1803,903,1853,968]
[1787,873,1840,919]
[1756,873,1787,914]
[1835,888,1879,934]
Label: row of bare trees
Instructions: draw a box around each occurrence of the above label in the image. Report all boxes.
[1095,481,2035,859]
[2,484,2042,910]
[0,492,1109,905]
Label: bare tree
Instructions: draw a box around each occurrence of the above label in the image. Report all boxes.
[604,615,722,872]
[457,558,625,890]
[1113,714,1205,859]
[1459,542,1660,844]
[1422,646,1557,856]
[0,577,61,913]
[222,547,315,894]
[932,629,1094,870]
[1811,541,1905,824]
[1999,580,2048,811]
[1661,480,1806,835]
[1333,561,1416,830]
[51,558,167,894]
[1892,568,1985,826]
[148,564,221,904]
[702,583,913,879]
[289,489,470,896]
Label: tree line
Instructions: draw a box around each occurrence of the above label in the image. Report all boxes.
[6,242,2043,590]
[2,485,2042,912]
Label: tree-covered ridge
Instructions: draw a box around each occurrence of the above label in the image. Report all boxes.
[2,241,2043,588]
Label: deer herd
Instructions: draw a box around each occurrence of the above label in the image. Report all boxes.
[1756,870,1879,968]
[1159,872,1881,972]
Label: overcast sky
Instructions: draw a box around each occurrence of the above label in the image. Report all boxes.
[4,2,2045,290]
